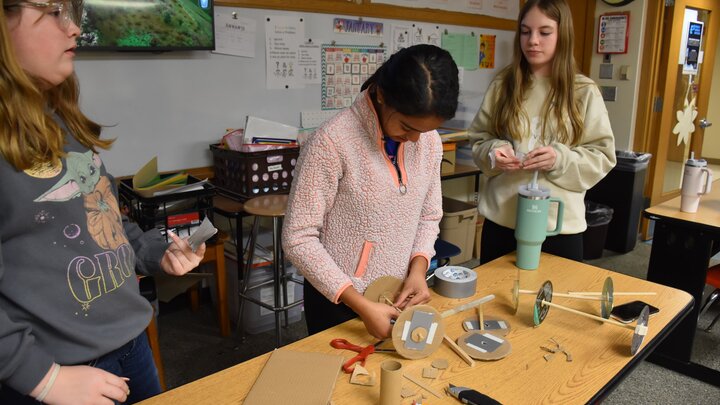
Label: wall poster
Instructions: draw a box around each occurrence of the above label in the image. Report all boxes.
[321,45,387,110]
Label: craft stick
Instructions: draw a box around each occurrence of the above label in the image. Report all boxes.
[443,335,476,366]
[441,294,496,318]
[540,300,634,330]
[519,289,603,301]
[477,305,485,331]
[567,291,657,296]
[403,373,443,398]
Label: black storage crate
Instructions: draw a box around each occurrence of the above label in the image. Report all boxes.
[118,176,216,243]
[210,143,299,200]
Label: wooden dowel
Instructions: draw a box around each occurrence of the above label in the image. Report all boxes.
[567,291,657,296]
[477,304,484,331]
[519,289,603,301]
[403,372,443,398]
[541,300,634,330]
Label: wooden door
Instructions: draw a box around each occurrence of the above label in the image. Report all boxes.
[645,0,719,207]
[567,0,595,75]
[634,0,719,243]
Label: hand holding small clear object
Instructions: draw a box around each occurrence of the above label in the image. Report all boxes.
[494,144,522,171]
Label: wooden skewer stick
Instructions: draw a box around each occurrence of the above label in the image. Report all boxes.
[518,289,603,301]
[567,291,657,296]
[540,300,634,330]
[382,296,403,313]
[403,372,443,398]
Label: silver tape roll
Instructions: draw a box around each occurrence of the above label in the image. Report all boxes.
[433,266,477,298]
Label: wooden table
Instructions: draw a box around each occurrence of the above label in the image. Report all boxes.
[644,180,720,386]
[139,253,691,404]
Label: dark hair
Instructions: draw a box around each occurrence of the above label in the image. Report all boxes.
[361,44,459,120]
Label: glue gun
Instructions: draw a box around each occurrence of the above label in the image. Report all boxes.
[447,384,502,405]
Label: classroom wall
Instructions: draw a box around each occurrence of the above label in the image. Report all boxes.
[589,0,647,152]
[75,7,514,177]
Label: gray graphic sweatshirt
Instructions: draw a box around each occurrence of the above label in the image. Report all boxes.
[0,133,168,395]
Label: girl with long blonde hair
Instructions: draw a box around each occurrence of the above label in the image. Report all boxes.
[469,0,616,264]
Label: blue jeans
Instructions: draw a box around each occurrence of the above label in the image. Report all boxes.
[0,333,161,404]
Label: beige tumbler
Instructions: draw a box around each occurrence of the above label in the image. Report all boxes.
[379,360,402,405]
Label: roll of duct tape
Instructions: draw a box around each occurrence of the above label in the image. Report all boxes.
[433,266,477,298]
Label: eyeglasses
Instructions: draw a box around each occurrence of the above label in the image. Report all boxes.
[4,1,82,31]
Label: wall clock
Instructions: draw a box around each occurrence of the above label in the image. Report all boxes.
[601,0,636,6]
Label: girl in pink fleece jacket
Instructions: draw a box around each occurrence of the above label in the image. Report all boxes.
[283,45,459,339]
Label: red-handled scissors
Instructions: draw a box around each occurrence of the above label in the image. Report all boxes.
[330,338,395,374]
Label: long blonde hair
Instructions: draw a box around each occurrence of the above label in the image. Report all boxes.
[491,0,584,146]
[0,1,112,172]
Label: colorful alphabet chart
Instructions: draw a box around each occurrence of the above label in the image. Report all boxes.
[321,45,386,110]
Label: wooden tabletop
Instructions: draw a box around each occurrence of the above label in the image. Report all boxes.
[139,253,692,405]
[645,180,720,229]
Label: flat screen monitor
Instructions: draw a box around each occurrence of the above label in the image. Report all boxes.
[78,0,214,51]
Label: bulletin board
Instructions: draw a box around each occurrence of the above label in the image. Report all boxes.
[216,0,518,31]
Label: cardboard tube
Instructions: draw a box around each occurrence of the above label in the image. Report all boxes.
[379,360,403,405]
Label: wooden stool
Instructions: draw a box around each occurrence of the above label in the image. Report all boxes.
[138,276,166,391]
[212,194,246,276]
[238,194,304,347]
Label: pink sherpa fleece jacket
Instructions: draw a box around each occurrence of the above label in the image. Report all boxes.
[282,91,443,303]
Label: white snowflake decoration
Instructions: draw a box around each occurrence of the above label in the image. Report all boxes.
[673,96,697,146]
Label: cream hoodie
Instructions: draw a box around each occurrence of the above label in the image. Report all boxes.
[468,74,616,234]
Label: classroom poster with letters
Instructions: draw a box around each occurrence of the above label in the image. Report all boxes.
[265,16,304,89]
[321,45,386,110]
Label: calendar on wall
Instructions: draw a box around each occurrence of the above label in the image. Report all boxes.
[321,45,386,110]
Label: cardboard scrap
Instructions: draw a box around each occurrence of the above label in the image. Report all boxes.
[422,367,439,379]
[431,359,448,370]
[349,364,376,386]
[243,349,344,405]
[401,387,417,398]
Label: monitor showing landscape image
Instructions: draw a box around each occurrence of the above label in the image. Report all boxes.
[78,0,214,51]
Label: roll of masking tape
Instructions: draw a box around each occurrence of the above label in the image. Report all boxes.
[433,266,477,298]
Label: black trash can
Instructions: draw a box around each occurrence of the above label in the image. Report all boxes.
[586,150,652,253]
[583,201,614,260]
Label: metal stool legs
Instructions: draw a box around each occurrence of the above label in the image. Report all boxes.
[236,214,302,348]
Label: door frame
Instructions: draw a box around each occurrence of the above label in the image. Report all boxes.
[635,0,719,205]
[635,0,719,238]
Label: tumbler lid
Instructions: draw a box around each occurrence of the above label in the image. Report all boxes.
[686,152,707,167]
[518,184,550,199]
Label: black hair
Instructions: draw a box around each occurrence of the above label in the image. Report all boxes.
[361,44,459,120]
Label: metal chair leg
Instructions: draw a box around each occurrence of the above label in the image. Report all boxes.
[236,217,260,342]
[272,216,283,348]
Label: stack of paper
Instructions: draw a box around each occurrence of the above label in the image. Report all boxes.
[132,157,188,198]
